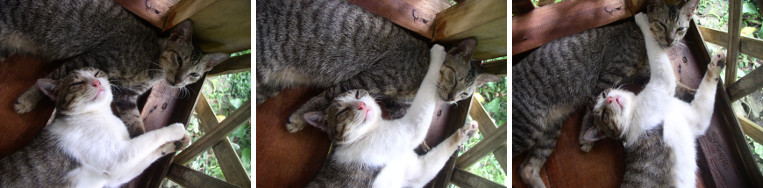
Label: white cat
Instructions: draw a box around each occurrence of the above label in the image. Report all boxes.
[0,68,190,187]
[582,13,723,187]
[303,45,478,187]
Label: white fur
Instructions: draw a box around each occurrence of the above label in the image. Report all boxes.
[322,45,466,187]
[601,13,718,188]
[45,70,187,188]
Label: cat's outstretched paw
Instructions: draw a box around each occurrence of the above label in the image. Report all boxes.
[430,44,446,67]
[707,52,726,81]
[159,134,191,155]
[455,121,479,146]
[14,91,40,114]
[286,114,307,133]
[634,13,649,29]
[167,123,187,140]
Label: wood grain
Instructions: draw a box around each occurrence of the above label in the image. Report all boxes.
[208,54,251,77]
[166,163,240,188]
[174,99,251,164]
[346,0,452,38]
[433,0,507,60]
[450,168,506,188]
[725,0,743,86]
[698,26,763,61]
[0,56,55,157]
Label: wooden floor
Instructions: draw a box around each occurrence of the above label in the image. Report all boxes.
[0,56,56,157]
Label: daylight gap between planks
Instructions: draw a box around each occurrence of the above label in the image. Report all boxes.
[180,93,251,188]
[174,99,251,164]
[468,97,507,173]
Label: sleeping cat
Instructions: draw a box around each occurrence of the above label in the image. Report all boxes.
[511,0,698,187]
[256,0,501,132]
[0,68,190,187]
[581,13,723,187]
[1,0,229,137]
[302,45,477,187]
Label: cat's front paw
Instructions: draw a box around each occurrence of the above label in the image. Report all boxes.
[14,91,40,114]
[159,134,191,155]
[430,44,446,65]
[126,119,147,137]
[167,123,187,140]
[455,121,479,146]
[634,13,649,29]
[707,52,726,81]
[286,113,307,133]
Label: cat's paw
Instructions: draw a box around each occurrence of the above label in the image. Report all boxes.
[430,44,446,66]
[14,92,39,114]
[286,113,307,133]
[167,123,187,140]
[126,119,147,137]
[455,121,479,146]
[707,52,726,81]
[634,13,649,29]
[158,134,190,155]
[579,141,595,152]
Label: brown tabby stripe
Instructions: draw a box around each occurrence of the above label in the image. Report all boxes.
[306,159,382,187]
[622,125,673,187]
[0,131,79,187]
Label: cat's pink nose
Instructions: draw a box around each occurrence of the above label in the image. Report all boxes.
[92,80,101,88]
[357,102,367,111]
[606,97,615,104]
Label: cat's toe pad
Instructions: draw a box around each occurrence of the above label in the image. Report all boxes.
[457,121,479,142]
[173,135,191,151]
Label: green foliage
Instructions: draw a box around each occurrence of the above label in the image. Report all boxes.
[745,135,763,173]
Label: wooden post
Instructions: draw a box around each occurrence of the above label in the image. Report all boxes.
[725,0,742,86]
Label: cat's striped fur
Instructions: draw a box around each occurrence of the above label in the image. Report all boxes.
[622,125,673,187]
[1,0,229,137]
[512,0,699,187]
[0,68,191,187]
[256,0,501,133]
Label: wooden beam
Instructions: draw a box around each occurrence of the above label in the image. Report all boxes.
[512,0,644,55]
[431,98,473,188]
[433,0,507,60]
[175,99,251,164]
[468,98,506,173]
[195,94,251,188]
[725,0,743,86]
[727,64,763,101]
[208,54,251,76]
[186,0,251,53]
[537,0,556,7]
[114,0,179,29]
[480,59,507,75]
[166,163,240,188]
[455,124,507,170]
[165,0,219,31]
[698,26,763,61]
[738,115,763,145]
[450,168,506,188]
[346,0,451,39]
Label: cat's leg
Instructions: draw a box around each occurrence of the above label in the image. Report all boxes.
[689,53,725,136]
[256,83,282,105]
[112,92,146,137]
[14,59,84,113]
[579,106,596,152]
[520,121,561,188]
[407,121,478,187]
[107,134,190,187]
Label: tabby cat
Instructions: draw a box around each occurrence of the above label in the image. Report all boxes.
[512,0,699,187]
[256,0,501,132]
[581,13,723,187]
[1,0,229,137]
[303,45,477,187]
[0,68,190,187]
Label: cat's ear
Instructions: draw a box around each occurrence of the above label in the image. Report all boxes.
[681,0,699,18]
[476,74,503,87]
[36,79,59,100]
[201,53,230,72]
[168,20,194,43]
[304,111,327,132]
[646,0,665,12]
[582,126,607,142]
[448,38,478,61]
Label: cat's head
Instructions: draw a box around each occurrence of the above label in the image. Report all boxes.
[583,88,636,142]
[159,20,230,88]
[304,90,382,145]
[438,39,503,103]
[645,0,699,47]
[37,68,113,114]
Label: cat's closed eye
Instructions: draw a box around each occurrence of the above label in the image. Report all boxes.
[70,81,86,87]
[189,73,200,77]
[176,55,183,66]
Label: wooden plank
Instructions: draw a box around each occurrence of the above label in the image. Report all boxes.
[166,163,240,188]
[698,26,763,61]
[431,98,473,188]
[433,0,507,60]
[512,0,643,55]
[174,99,251,164]
[738,115,763,145]
[164,0,219,31]
[537,0,556,7]
[455,124,507,170]
[186,0,251,53]
[195,93,251,188]
[450,168,505,188]
[125,76,205,188]
[728,64,763,101]
[0,56,55,157]
[346,0,451,39]
[725,0,743,86]
[512,0,535,15]
[481,60,507,75]
[468,98,507,173]
[114,0,179,28]
[208,54,251,76]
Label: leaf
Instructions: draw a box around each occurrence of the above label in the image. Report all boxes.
[744,2,759,16]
